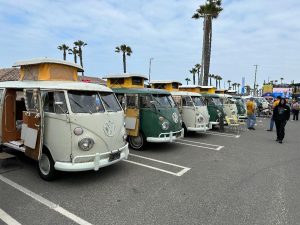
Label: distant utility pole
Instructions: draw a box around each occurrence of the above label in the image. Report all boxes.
[148,57,154,82]
[253,65,258,96]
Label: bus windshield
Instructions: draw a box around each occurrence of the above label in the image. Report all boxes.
[152,94,176,108]
[191,96,205,106]
[212,97,222,106]
[68,91,121,113]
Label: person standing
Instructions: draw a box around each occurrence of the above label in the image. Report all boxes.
[273,99,290,143]
[291,100,300,121]
[247,97,256,130]
[267,96,281,131]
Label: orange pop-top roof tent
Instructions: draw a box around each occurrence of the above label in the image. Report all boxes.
[13,58,83,81]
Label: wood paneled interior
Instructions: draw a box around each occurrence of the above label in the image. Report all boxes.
[125,108,140,137]
[2,89,21,142]
[23,111,41,160]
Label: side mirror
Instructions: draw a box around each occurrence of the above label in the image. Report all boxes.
[150,101,156,110]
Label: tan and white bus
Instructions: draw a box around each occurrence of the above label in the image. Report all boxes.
[0,59,129,180]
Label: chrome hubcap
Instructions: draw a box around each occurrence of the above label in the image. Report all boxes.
[39,154,50,175]
[130,135,143,148]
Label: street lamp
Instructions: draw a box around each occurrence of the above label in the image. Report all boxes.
[148,57,154,82]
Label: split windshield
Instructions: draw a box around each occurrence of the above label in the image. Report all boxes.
[191,96,205,106]
[152,94,176,108]
[212,97,222,105]
[68,91,121,113]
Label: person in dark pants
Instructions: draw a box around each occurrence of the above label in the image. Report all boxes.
[273,99,290,144]
[292,100,300,121]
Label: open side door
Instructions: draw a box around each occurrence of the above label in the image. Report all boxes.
[22,89,44,160]
[124,94,140,137]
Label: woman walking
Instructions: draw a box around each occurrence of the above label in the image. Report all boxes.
[273,99,290,143]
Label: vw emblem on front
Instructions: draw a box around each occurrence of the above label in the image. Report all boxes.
[172,112,178,123]
[103,120,116,137]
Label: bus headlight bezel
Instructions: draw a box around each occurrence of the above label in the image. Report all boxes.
[78,138,94,151]
[161,121,169,130]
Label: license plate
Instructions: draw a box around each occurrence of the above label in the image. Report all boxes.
[109,152,121,162]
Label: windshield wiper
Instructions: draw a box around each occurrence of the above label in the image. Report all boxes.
[69,96,92,114]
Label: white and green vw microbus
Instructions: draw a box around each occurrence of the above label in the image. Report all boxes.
[217,94,238,119]
[0,59,129,180]
[171,91,211,134]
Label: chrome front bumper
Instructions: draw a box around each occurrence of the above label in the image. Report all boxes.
[187,123,209,132]
[54,143,129,172]
[146,129,184,143]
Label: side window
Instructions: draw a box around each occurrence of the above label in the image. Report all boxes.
[172,96,182,106]
[25,90,39,112]
[182,96,193,107]
[139,94,152,108]
[43,91,68,114]
[126,94,138,108]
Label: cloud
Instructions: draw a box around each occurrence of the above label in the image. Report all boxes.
[0,0,299,86]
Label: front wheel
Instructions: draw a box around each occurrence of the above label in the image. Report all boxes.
[128,133,145,150]
[38,151,56,181]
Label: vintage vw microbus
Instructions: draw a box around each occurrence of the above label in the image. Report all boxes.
[217,94,238,119]
[200,93,225,126]
[149,80,210,134]
[103,74,184,150]
[232,96,247,119]
[0,59,129,180]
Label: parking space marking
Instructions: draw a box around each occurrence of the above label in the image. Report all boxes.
[0,208,22,225]
[176,139,224,150]
[0,175,92,225]
[174,140,223,151]
[125,154,191,177]
[204,131,240,138]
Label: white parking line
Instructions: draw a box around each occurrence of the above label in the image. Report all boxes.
[0,208,22,225]
[125,154,190,177]
[178,139,224,147]
[0,175,92,225]
[174,141,222,151]
[205,131,240,138]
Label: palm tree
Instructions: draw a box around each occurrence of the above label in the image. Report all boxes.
[218,76,222,89]
[227,80,231,89]
[237,83,241,94]
[209,74,215,86]
[185,77,191,85]
[214,75,219,88]
[190,68,197,85]
[194,64,201,84]
[74,40,87,68]
[280,77,284,85]
[115,44,133,73]
[57,44,69,60]
[68,46,79,64]
[192,0,223,86]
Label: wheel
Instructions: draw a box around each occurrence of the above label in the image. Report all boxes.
[38,150,56,181]
[128,133,145,150]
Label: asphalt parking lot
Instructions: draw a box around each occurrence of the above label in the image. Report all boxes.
[1,118,300,225]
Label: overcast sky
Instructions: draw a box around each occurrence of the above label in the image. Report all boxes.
[1,0,299,87]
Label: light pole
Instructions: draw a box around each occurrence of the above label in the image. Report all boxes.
[148,57,154,82]
[253,64,258,96]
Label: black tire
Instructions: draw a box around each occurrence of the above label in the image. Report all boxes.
[182,123,188,136]
[128,133,146,150]
[38,150,56,181]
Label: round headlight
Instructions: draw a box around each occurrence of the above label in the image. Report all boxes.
[161,121,169,130]
[232,111,235,115]
[198,116,204,123]
[78,138,94,151]
[159,116,164,122]
[74,127,83,136]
